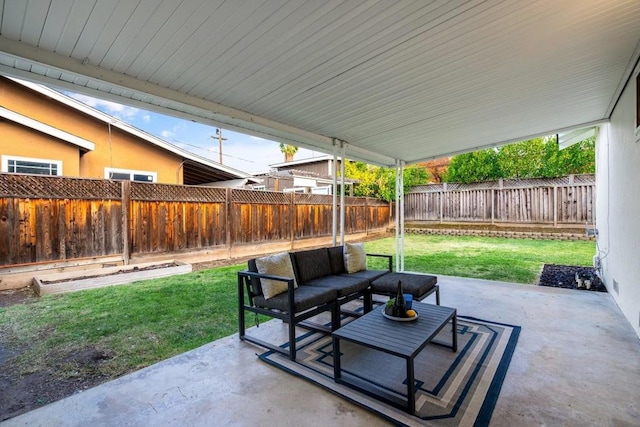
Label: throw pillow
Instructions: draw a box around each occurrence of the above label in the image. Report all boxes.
[255,252,297,299]
[344,242,367,273]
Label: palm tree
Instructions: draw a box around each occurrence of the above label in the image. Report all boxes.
[279,143,299,162]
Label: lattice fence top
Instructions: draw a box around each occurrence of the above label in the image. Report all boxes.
[0,174,121,199]
[295,193,334,205]
[410,174,595,192]
[231,188,291,204]
[131,182,227,202]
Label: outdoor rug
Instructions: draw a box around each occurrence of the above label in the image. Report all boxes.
[259,316,520,427]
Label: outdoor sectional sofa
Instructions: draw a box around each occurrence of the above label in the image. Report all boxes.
[238,243,439,360]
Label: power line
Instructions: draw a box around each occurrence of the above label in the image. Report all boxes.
[170,138,256,164]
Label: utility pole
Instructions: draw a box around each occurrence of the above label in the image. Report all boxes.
[213,128,227,164]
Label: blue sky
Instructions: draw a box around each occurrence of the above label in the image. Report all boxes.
[65,92,319,173]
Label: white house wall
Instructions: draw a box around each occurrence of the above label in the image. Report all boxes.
[596,76,640,338]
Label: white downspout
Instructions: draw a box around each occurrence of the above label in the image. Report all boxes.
[400,160,405,272]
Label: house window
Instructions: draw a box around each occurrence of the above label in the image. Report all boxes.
[105,168,156,182]
[252,185,266,191]
[283,187,305,193]
[1,155,62,176]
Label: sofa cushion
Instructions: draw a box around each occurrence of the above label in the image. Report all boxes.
[303,275,369,298]
[371,272,437,298]
[344,242,367,273]
[327,246,346,274]
[340,269,389,282]
[292,248,332,284]
[255,252,297,299]
[253,285,338,312]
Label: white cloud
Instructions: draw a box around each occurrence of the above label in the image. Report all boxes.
[161,130,175,138]
[142,114,151,123]
[66,93,140,120]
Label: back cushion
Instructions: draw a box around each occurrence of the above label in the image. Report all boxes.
[292,248,332,284]
[327,246,346,274]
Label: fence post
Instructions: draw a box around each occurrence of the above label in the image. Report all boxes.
[365,197,369,235]
[440,182,446,223]
[121,180,131,265]
[491,188,495,225]
[290,192,295,249]
[225,188,232,257]
[553,186,558,227]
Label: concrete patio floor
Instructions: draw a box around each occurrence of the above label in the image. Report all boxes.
[3,276,639,426]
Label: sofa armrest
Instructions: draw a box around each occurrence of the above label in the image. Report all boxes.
[365,253,393,272]
[238,270,296,307]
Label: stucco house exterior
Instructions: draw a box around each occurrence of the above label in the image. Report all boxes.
[594,71,640,337]
[0,77,253,186]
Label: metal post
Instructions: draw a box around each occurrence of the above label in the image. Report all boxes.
[340,142,346,245]
[400,161,405,272]
[332,140,338,246]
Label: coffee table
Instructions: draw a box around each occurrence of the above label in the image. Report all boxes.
[332,301,457,414]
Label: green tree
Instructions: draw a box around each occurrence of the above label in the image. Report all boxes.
[443,149,500,183]
[443,136,595,183]
[497,138,547,178]
[345,161,428,202]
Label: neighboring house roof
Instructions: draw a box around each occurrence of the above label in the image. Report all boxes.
[0,106,95,152]
[269,155,337,169]
[198,178,261,188]
[255,168,357,185]
[9,77,252,184]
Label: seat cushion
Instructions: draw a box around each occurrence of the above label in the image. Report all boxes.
[291,248,332,284]
[340,269,389,282]
[254,252,298,299]
[371,272,437,298]
[303,275,369,298]
[253,285,338,313]
[344,242,367,273]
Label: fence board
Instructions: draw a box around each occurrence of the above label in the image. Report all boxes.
[405,175,595,224]
[0,175,391,267]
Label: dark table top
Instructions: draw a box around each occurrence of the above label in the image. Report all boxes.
[332,301,456,358]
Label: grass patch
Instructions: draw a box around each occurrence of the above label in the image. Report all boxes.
[365,234,595,283]
[0,265,243,379]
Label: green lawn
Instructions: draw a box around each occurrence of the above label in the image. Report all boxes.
[0,235,595,385]
[1,265,242,379]
[365,234,594,283]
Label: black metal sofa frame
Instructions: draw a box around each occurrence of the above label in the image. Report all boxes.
[238,246,438,361]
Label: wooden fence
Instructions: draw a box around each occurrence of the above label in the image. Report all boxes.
[405,175,595,225]
[0,174,390,268]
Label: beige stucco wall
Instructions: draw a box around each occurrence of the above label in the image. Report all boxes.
[595,71,640,339]
[0,122,80,176]
[0,78,183,184]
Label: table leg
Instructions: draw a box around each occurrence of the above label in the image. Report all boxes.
[332,336,342,382]
[452,312,458,352]
[406,357,415,414]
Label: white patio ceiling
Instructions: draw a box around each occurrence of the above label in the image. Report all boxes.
[0,0,639,167]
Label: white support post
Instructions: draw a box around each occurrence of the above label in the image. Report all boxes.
[395,160,404,271]
[340,142,346,245]
[399,161,405,271]
[332,140,338,246]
